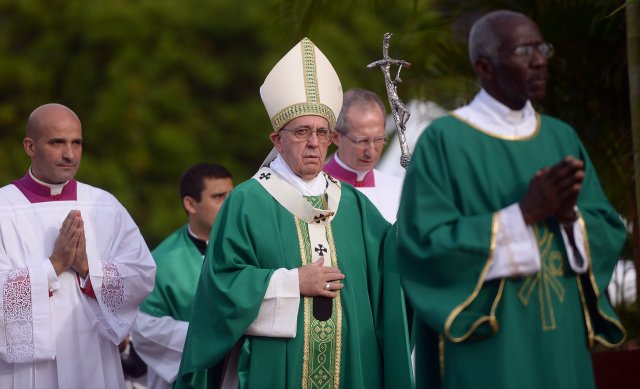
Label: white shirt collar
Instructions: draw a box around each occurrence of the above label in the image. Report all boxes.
[334,153,370,181]
[29,167,69,196]
[187,225,208,245]
[270,154,327,196]
[453,89,537,137]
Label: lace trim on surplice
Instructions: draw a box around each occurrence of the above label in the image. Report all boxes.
[2,268,34,362]
[102,263,125,316]
[86,262,128,334]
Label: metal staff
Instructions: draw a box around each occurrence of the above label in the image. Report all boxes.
[367,32,412,168]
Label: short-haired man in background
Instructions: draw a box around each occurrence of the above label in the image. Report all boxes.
[323,88,402,222]
[132,162,233,389]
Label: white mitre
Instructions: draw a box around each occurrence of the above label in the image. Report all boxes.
[260,37,343,132]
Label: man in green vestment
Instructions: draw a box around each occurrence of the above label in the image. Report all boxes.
[131,163,233,389]
[177,38,413,389]
[397,10,626,389]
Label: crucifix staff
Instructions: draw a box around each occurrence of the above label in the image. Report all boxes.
[367,32,412,168]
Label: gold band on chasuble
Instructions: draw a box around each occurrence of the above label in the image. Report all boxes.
[297,197,342,389]
[575,214,626,348]
[252,168,342,388]
[444,214,502,343]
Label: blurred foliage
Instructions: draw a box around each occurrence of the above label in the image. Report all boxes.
[0,0,633,262]
[0,0,416,246]
[283,0,631,218]
[0,0,280,246]
[282,0,633,235]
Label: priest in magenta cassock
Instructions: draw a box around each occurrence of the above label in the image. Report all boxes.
[0,103,156,389]
[323,88,402,223]
[131,163,234,389]
[397,10,626,389]
[177,38,412,389]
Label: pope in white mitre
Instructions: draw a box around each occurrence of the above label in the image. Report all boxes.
[177,38,413,389]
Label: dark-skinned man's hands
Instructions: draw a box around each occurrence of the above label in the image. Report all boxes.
[519,156,584,225]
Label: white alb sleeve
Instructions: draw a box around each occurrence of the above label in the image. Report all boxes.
[245,268,300,338]
[486,203,541,281]
[130,311,189,383]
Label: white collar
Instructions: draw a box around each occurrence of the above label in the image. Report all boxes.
[334,153,371,181]
[478,89,533,124]
[187,225,209,245]
[270,154,327,196]
[453,89,537,138]
[29,167,69,196]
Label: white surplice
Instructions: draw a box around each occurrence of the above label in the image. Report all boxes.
[325,154,403,223]
[0,182,156,389]
[356,169,403,223]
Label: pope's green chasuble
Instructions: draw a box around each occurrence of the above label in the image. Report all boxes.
[140,225,203,321]
[177,168,413,388]
[398,114,626,389]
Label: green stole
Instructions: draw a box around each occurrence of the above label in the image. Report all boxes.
[253,167,343,388]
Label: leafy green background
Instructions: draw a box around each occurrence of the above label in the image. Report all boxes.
[0,0,632,266]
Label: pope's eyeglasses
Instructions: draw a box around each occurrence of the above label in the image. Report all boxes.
[279,127,334,142]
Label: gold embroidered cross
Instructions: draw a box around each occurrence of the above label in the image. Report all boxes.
[517,226,565,331]
[312,320,335,341]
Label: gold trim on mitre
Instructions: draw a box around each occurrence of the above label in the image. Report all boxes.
[260,37,343,131]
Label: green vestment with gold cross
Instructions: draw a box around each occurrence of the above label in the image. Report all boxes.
[397,114,626,389]
[177,168,413,388]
